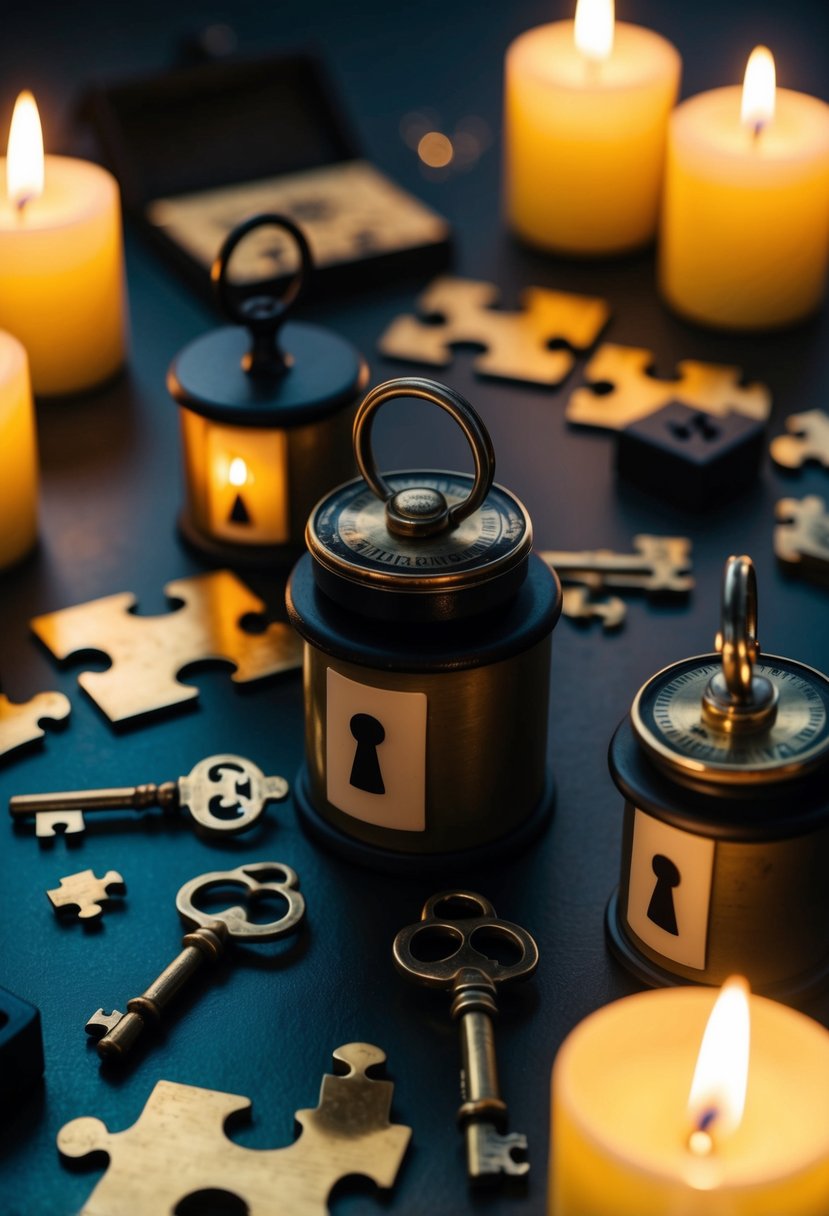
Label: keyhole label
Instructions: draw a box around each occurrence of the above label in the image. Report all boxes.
[646,854,680,935]
[626,809,715,970]
[325,668,427,831]
[349,714,386,794]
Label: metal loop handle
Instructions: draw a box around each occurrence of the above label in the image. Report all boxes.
[211,213,313,377]
[353,377,495,538]
[716,555,760,702]
[176,862,305,941]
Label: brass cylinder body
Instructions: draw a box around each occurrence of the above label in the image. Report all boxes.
[301,635,551,855]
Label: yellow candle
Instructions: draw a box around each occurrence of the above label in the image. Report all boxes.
[550,980,829,1215]
[0,330,37,569]
[0,91,127,396]
[504,0,681,255]
[659,48,829,330]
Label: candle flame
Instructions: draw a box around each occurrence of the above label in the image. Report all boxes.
[7,90,44,211]
[228,457,248,487]
[741,46,776,134]
[574,0,614,62]
[687,976,751,1154]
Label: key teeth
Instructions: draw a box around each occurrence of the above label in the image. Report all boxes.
[469,1126,530,1181]
[85,1009,123,1038]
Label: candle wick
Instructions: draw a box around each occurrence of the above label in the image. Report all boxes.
[752,119,765,144]
[14,193,33,218]
[687,1106,718,1156]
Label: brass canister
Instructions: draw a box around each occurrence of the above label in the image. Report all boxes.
[286,377,562,869]
[607,555,829,997]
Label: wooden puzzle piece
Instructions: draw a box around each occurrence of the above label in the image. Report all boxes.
[31,570,302,724]
[58,1043,412,1215]
[0,690,70,761]
[561,585,626,630]
[47,869,126,921]
[770,410,829,470]
[378,275,610,385]
[775,496,829,583]
[567,344,771,431]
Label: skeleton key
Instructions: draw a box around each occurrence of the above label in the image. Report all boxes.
[393,891,538,1184]
[85,862,304,1061]
[539,534,693,594]
[9,754,288,839]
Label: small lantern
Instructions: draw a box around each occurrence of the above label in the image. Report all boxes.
[168,213,368,565]
[286,377,563,870]
[607,554,829,997]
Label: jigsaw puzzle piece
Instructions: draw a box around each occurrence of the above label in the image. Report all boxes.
[567,343,771,431]
[47,869,126,921]
[31,570,302,723]
[0,690,71,761]
[58,1048,410,1216]
[58,1081,252,1216]
[379,275,609,386]
[771,410,829,470]
[775,496,829,583]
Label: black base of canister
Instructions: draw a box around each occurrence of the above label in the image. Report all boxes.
[605,889,829,1002]
[177,510,301,569]
[293,764,556,875]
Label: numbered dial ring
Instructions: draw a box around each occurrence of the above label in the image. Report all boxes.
[632,653,829,786]
[307,471,532,622]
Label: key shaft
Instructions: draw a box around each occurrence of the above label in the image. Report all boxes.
[10,781,178,819]
[91,923,227,1060]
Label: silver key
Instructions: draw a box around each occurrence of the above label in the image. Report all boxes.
[9,753,288,839]
[86,862,304,1061]
[393,890,538,1184]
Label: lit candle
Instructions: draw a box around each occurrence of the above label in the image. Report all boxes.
[504,0,681,255]
[659,48,829,330]
[0,91,127,396]
[550,978,829,1215]
[0,330,37,570]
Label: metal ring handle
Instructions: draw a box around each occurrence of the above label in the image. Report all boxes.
[211,213,313,376]
[176,862,305,941]
[717,555,760,702]
[353,377,495,537]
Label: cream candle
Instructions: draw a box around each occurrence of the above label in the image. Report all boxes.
[0,330,37,570]
[550,979,829,1215]
[0,91,127,396]
[504,0,681,255]
[659,48,829,330]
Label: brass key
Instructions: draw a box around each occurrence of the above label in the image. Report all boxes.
[540,535,693,594]
[393,891,538,1184]
[85,862,304,1061]
[9,754,288,839]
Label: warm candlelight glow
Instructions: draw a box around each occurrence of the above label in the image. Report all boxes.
[228,456,248,487]
[6,90,44,211]
[741,46,776,133]
[574,0,615,62]
[687,976,751,1154]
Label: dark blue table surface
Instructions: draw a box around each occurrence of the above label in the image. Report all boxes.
[1,1,828,1213]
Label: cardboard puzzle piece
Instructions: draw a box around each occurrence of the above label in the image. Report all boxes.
[770,410,829,471]
[0,690,70,761]
[561,585,626,630]
[58,1043,412,1216]
[567,344,772,431]
[31,570,302,724]
[47,869,126,921]
[775,496,829,583]
[378,275,610,385]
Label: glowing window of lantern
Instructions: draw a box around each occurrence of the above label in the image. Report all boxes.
[687,975,751,1156]
[574,0,615,62]
[741,46,776,133]
[7,90,44,210]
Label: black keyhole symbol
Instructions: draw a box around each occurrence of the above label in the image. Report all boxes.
[349,714,386,795]
[646,854,681,935]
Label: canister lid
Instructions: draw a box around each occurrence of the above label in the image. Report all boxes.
[167,213,368,426]
[630,555,829,787]
[306,378,534,622]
